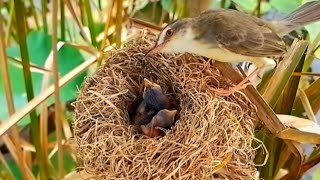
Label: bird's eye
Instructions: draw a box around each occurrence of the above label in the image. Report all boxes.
[166,29,173,37]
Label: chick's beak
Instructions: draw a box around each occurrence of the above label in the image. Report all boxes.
[164,109,177,119]
[145,41,168,57]
[143,78,161,90]
[143,78,154,89]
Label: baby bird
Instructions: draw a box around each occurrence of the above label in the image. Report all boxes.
[142,78,175,111]
[141,109,177,138]
[131,100,156,127]
[132,78,175,126]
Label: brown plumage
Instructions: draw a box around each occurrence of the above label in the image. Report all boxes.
[145,1,320,96]
[192,9,287,58]
[141,109,177,138]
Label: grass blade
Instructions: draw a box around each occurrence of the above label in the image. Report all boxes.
[277,128,320,144]
[60,0,66,41]
[100,0,114,50]
[114,0,123,48]
[41,0,48,33]
[0,2,31,178]
[84,0,97,47]
[14,0,41,173]
[1,134,35,179]
[65,0,91,43]
[303,32,320,72]
[64,42,99,55]
[0,151,14,179]
[5,0,15,45]
[39,42,64,180]
[275,50,305,114]
[299,156,320,177]
[7,56,51,74]
[79,0,87,26]
[28,0,40,29]
[292,72,320,76]
[262,39,309,108]
[61,105,72,139]
[52,0,64,177]
[299,88,317,122]
[293,78,320,116]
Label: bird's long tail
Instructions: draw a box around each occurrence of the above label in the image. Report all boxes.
[273,1,320,36]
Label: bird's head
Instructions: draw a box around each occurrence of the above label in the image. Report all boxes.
[142,78,163,98]
[146,18,194,57]
[157,109,177,121]
[152,109,177,127]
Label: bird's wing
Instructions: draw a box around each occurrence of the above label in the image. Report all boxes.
[196,10,287,57]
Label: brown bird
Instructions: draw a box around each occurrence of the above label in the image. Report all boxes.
[145,1,320,95]
[141,109,177,138]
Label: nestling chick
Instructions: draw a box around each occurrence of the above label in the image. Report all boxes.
[131,78,175,128]
[141,109,177,138]
[131,100,156,127]
[142,78,175,111]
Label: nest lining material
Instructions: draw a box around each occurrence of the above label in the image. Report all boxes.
[73,31,260,179]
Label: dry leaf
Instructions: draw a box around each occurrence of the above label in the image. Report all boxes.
[277,114,320,134]
[277,128,320,144]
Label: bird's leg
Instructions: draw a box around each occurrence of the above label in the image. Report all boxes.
[214,67,261,96]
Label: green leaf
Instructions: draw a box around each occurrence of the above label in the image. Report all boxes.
[133,2,163,23]
[212,0,232,8]
[133,0,149,13]
[293,78,320,117]
[161,0,175,13]
[1,31,86,126]
[305,22,320,58]
[233,0,271,14]
[270,0,301,14]
[261,40,308,108]
[49,131,76,178]
[233,0,256,12]
[313,167,320,180]
[1,160,22,180]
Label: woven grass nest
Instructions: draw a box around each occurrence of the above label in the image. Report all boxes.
[73,31,260,179]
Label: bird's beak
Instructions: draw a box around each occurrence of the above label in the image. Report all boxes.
[165,110,177,118]
[143,78,154,89]
[145,41,168,57]
[143,78,161,89]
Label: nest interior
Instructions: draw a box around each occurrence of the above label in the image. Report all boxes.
[73,31,260,179]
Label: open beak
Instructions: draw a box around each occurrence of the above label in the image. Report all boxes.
[143,78,161,89]
[143,78,154,89]
[145,41,168,57]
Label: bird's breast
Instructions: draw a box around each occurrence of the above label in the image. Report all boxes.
[187,41,268,66]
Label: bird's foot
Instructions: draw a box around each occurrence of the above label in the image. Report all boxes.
[214,82,250,96]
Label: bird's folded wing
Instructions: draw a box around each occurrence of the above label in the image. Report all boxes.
[215,22,287,57]
[196,10,287,57]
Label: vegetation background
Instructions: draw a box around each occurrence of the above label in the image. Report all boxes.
[0,0,319,179]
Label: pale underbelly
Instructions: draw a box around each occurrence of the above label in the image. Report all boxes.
[198,48,261,63]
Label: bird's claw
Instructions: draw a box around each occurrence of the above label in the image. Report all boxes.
[214,82,251,96]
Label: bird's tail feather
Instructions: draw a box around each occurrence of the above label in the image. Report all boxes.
[274,1,320,36]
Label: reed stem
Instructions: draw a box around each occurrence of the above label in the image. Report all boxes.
[52,0,64,178]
